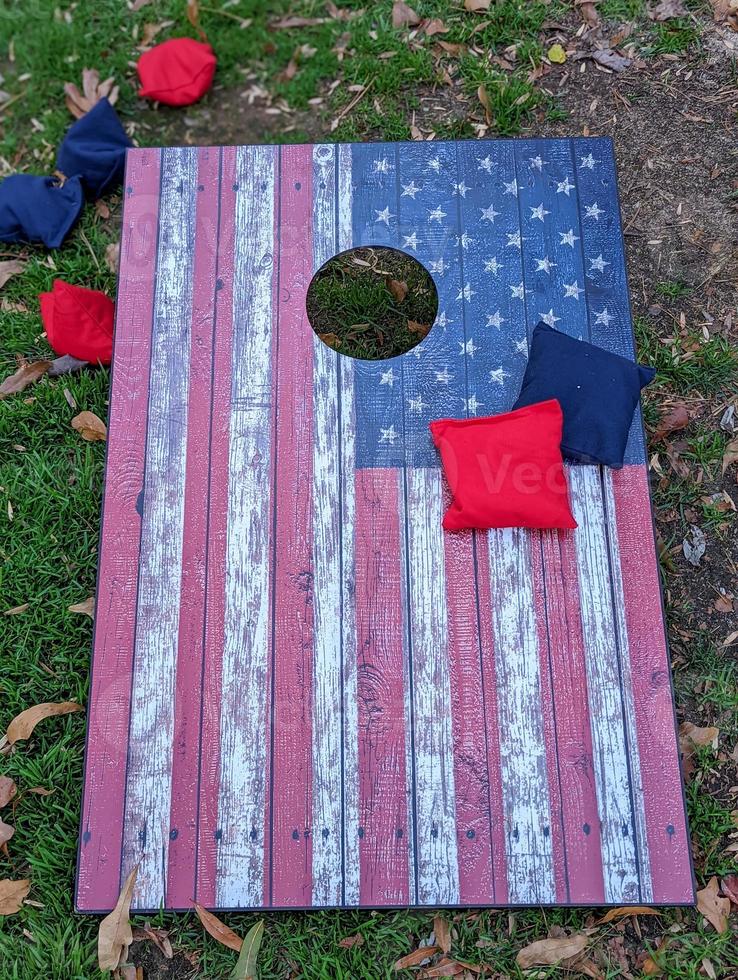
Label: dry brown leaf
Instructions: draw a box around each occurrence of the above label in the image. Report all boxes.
[712,0,738,29]
[0,360,51,400]
[477,84,492,125]
[137,21,166,50]
[4,603,29,616]
[714,593,734,614]
[49,355,89,378]
[577,0,600,27]
[516,933,590,969]
[186,0,204,37]
[0,879,30,916]
[722,437,738,473]
[696,876,730,933]
[721,874,738,905]
[434,916,452,954]
[26,786,53,797]
[271,15,327,28]
[339,933,365,948]
[420,18,449,36]
[387,278,408,303]
[133,924,173,959]
[64,69,119,120]
[395,945,441,970]
[435,39,467,57]
[392,0,420,26]
[0,777,17,808]
[98,865,138,971]
[318,332,342,350]
[194,902,242,952]
[592,48,631,71]
[105,241,120,274]
[69,597,95,618]
[72,410,107,442]
[653,402,689,440]
[464,0,491,10]
[131,0,154,9]
[649,0,688,18]
[0,260,26,290]
[407,320,431,338]
[420,961,465,978]
[597,906,660,923]
[0,820,14,847]
[2,702,83,749]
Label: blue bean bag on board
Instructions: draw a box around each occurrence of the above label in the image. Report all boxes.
[56,98,132,199]
[0,174,84,248]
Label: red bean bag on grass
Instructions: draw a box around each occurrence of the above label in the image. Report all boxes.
[137,38,217,107]
[430,399,577,532]
[40,280,115,365]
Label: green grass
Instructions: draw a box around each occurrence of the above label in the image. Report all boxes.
[2,0,737,977]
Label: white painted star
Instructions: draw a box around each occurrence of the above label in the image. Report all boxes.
[375,206,394,225]
[429,257,448,276]
[379,425,397,444]
[580,153,599,170]
[503,178,518,196]
[374,158,390,173]
[585,202,604,220]
[480,203,500,223]
[489,367,510,385]
[401,180,421,198]
[594,307,614,326]
[510,281,525,300]
[402,232,418,251]
[459,338,479,357]
[563,280,584,300]
[486,310,506,329]
[380,367,396,388]
[436,310,453,328]
[407,395,428,414]
[484,256,502,275]
[452,181,470,198]
[427,156,441,172]
[478,155,494,173]
[589,253,610,273]
[514,337,528,354]
[539,308,561,327]
[457,282,476,302]
[455,232,474,250]
[535,256,556,274]
[464,394,484,415]
[506,231,522,249]
[428,206,446,223]
[559,228,579,248]
[435,366,453,384]
[529,155,545,171]
[530,203,550,222]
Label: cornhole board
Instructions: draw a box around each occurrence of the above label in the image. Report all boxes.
[76,138,694,913]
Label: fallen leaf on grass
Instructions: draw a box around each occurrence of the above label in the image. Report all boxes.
[318,332,342,350]
[592,48,632,72]
[721,874,738,905]
[64,68,119,119]
[0,778,17,807]
[679,721,718,778]
[711,0,738,29]
[653,402,689,440]
[0,879,30,916]
[4,603,29,616]
[420,18,448,36]
[392,0,420,27]
[270,15,327,28]
[130,0,154,10]
[49,354,89,378]
[722,437,738,473]
[597,906,661,923]
[1,702,83,751]
[464,0,490,10]
[98,864,138,971]
[649,0,688,18]
[576,0,601,27]
[0,820,14,847]
[71,411,107,441]
[515,933,590,969]
[105,241,120,273]
[339,933,364,948]
[137,21,167,50]
[194,903,242,952]
[0,260,26,290]
[477,84,493,125]
[433,916,452,954]
[69,597,95,618]
[419,961,465,978]
[0,360,51,399]
[387,278,408,303]
[696,876,730,933]
[230,919,264,980]
[682,525,705,566]
[395,946,441,970]
[132,924,173,959]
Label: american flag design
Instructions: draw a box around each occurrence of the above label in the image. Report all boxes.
[76,138,694,913]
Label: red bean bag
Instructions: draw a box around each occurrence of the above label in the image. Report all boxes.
[137,38,217,107]
[40,280,115,365]
[430,399,577,532]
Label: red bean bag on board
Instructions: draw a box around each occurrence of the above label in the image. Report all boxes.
[40,280,115,365]
[137,38,217,107]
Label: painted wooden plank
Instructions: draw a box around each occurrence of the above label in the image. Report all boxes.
[122,146,198,909]
[166,145,221,909]
[194,146,237,908]
[269,144,315,907]
[487,527,555,904]
[211,145,276,908]
[405,468,459,904]
[568,465,641,902]
[612,466,694,902]
[76,147,161,913]
[355,468,410,905]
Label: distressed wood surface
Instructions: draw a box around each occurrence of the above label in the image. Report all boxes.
[78,138,692,912]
